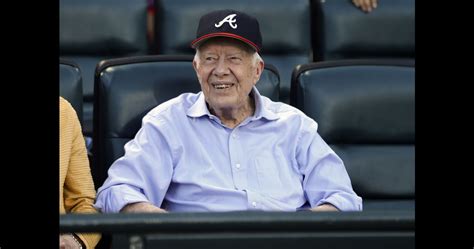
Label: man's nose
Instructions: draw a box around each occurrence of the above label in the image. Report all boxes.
[213,58,230,77]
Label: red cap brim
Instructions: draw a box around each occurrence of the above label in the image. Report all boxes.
[191,32,260,52]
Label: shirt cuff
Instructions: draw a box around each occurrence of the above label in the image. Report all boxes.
[315,193,363,211]
[95,184,150,213]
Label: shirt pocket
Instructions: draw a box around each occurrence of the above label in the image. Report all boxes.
[255,154,284,197]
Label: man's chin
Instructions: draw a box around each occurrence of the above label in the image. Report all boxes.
[208,100,239,112]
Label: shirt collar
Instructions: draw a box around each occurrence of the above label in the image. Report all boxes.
[252,87,279,121]
[186,87,279,121]
[186,92,211,118]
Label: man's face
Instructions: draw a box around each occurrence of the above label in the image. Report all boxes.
[193,38,263,112]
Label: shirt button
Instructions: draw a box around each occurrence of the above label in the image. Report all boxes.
[236,163,241,169]
[252,201,257,207]
[232,133,238,139]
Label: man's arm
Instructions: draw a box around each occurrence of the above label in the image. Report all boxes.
[121,202,167,213]
[94,115,175,213]
[296,119,363,211]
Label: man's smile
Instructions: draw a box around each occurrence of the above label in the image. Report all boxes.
[211,82,235,90]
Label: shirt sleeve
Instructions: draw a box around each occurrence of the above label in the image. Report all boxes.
[296,119,363,211]
[63,103,98,214]
[61,98,101,249]
[94,114,175,213]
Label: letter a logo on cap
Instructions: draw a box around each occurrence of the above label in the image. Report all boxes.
[214,14,237,29]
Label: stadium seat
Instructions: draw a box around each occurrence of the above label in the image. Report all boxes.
[92,55,280,188]
[156,0,312,103]
[59,59,83,124]
[291,59,415,210]
[60,0,149,137]
[311,0,415,61]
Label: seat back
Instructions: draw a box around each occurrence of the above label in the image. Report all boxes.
[59,59,83,124]
[312,0,414,61]
[60,0,149,136]
[291,59,415,210]
[92,55,280,188]
[156,0,311,103]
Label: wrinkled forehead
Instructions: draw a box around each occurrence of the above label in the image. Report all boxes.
[196,37,255,54]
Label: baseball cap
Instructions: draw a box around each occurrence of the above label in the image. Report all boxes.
[191,9,262,52]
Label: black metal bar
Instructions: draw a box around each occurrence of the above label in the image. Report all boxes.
[60,210,414,234]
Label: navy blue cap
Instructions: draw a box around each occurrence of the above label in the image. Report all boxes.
[191,9,262,52]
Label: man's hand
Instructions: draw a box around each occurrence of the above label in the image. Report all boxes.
[352,0,378,13]
[59,234,82,249]
[310,203,339,212]
[120,202,167,213]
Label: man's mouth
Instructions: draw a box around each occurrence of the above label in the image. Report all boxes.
[212,83,235,90]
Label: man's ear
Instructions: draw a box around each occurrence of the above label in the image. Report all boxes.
[254,60,264,85]
[192,59,198,72]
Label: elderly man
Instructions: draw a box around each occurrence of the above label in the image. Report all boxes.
[94,10,362,213]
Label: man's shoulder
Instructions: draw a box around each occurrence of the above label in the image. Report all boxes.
[59,96,73,115]
[146,92,200,119]
[261,97,306,118]
[260,97,317,130]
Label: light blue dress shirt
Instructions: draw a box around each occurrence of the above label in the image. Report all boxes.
[94,87,362,213]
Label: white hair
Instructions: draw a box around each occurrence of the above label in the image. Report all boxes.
[194,49,263,67]
[252,52,263,66]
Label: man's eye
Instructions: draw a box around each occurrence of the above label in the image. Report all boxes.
[206,57,215,61]
[230,57,241,61]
